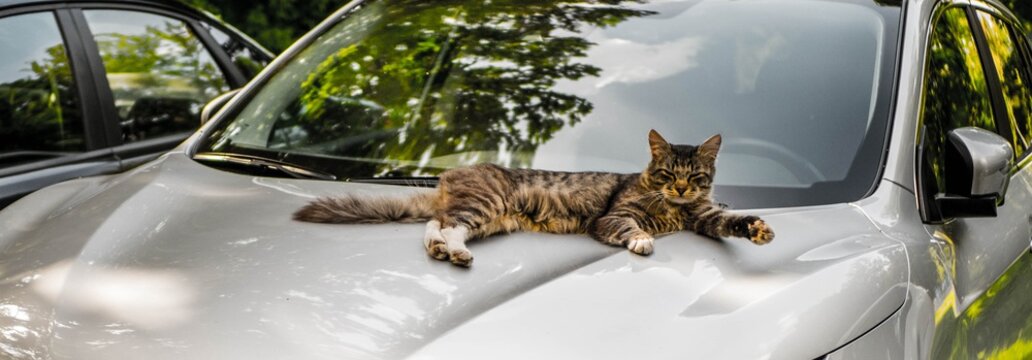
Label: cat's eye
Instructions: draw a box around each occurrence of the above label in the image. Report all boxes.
[652,170,674,182]
[690,173,711,185]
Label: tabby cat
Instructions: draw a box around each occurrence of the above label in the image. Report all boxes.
[294,130,774,267]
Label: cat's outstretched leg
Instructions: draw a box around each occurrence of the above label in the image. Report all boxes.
[423,219,449,261]
[424,217,475,266]
[431,164,514,267]
[688,204,774,245]
[440,225,473,267]
[590,215,654,255]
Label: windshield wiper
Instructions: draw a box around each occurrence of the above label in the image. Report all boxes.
[348,177,438,187]
[193,152,337,180]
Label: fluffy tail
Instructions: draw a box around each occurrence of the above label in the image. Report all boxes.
[293,192,437,224]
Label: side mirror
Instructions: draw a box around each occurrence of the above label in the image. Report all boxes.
[200,89,240,124]
[935,127,1013,218]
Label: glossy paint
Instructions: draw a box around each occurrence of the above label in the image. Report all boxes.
[1,0,1031,359]
[0,153,908,359]
[851,0,1032,358]
[946,127,1013,197]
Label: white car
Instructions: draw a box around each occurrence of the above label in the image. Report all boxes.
[1,0,1030,359]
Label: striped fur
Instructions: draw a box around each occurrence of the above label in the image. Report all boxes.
[294,130,774,267]
[293,192,437,223]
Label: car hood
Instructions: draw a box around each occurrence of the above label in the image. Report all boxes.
[0,153,908,360]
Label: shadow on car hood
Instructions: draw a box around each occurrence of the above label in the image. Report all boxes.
[0,154,908,360]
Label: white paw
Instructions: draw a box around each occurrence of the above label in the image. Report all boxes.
[423,220,448,260]
[449,249,474,267]
[626,235,655,256]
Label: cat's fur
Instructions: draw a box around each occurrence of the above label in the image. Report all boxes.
[294,130,774,267]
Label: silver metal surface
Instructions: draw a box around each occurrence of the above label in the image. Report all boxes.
[947,127,1013,198]
[0,153,908,360]
[3,0,1032,358]
[199,89,240,125]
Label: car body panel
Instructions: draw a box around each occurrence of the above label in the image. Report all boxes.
[3,0,1032,358]
[0,161,120,208]
[0,153,907,359]
[862,0,1032,358]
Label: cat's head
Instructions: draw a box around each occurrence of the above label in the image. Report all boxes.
[642,129,720,205]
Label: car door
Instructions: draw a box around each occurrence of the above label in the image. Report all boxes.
[918,3,1032,358]
[72,5,243,169]
[0,8,120,208]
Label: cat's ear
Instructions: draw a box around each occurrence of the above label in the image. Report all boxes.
[649,129,671,158]
[699,134,722,159]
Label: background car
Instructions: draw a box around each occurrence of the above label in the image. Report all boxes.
[0,0,273,207]
[1,0,1031,359]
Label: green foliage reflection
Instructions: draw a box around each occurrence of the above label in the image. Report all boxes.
[87,12,229,141]
[922,7,996,193]
[978,12,1032,155]
[0,16,84,161]
[932,253,1032,359]
[248,0,653,177]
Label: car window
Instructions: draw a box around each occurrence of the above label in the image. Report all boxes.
[976,10,1032,157]
[0,12,85,169]
[83,10,230,143]
[204,23,269,80]
[920,6,997,195]
[199,0,902,209]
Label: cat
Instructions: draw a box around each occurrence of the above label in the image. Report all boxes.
[293,130,774,267]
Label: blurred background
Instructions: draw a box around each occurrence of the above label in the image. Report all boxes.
[185,0,342,53]
[1001,0,1032,31]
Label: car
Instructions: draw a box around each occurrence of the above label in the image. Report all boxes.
[0,0,273,208]
[1,0,1031,358]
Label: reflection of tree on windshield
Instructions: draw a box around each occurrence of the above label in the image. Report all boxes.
[270,0,653,175]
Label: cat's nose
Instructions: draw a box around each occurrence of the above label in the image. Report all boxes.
[674,184,689,195]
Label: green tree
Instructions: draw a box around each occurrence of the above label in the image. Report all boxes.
[184,0,342,53]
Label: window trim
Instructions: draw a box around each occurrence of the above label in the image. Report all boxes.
[200,20,274,81]
[916,3,995,223]
[0,1,262,178]
[72,5,241,147]
[916,1,1032,223]
[69,2,249,87]
[187,18,247,87]
[0,8,118,179]
[980,13,1032,168]
[0,7,107,152]
[968,0,1032,167]
[66,8,121,149]
[965,7,1013,143]
[200,20,275,64]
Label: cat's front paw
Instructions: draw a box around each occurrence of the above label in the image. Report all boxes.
[425,238,450,260]
[748,219,774,245]
[626,235,655,255]
[450,249,474,267]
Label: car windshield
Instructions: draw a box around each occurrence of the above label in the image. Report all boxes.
[197,0,901,209]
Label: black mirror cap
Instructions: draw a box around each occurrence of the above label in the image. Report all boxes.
[935,194,997,218]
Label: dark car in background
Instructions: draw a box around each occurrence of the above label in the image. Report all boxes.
[0,0,272,207]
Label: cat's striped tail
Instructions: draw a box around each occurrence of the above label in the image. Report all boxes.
[293,192,437,224]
